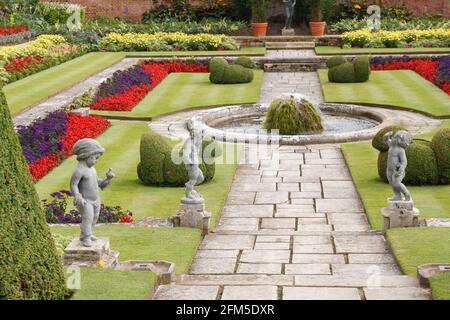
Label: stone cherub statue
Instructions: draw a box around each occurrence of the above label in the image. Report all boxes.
[384,130,412,201]
[182,120,205,204]
[70,138,115,247]
[283,0,297,29]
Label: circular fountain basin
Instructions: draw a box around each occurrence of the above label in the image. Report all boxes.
[192,103,389,145]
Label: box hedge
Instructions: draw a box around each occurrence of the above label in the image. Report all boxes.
[137,130,221,187]
[0,90,67,300]
[327,55,371,83]
[431,128,450,184]
[209,57,254,84]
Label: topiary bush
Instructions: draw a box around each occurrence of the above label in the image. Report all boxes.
[431,128,450,184]
[327,55,371,83]
[372,125,407,152]
[137,130,221,187]
[263,96,324,135]
[209,57,254,84]
[0,89,67,300]
[234,56,256,69]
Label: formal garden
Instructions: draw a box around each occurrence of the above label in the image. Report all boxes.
[0,0,449,302]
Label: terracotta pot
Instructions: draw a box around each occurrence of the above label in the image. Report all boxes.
[309,21,326,36]
[252,22,268,37]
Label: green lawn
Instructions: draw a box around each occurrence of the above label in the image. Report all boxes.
[124,47,266,57]
[92,71,264,119]
[318,69,450,117]
[315,46,450,55]
[68,268,157,300]
[4,52,125,115]
[387,228,450,300]
[36,121,239,227]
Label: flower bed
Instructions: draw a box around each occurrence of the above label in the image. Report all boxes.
[371,56,450,95]
[0,26,29,36]
[89,61,208,112]
[98,32,239,52]
[17,111,111,181]
[0,35,87,84]
[42,190,134,224]
[342,29,450,49]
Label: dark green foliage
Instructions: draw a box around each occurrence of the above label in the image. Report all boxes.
[326,56,346,69]
[137,130,220,187]
[431,128,450,184]
[327,55,371,83]
[353,56,371,82]
[372,125,407,152]
[333,62,356,83]
[0,90,67,300]
[377,140,440,185]
[234,57,256,69]
[263,97,324,135]
[209,57,254,84]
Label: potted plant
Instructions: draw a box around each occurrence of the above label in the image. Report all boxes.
[251,0,268,37]
[309,0,326,36]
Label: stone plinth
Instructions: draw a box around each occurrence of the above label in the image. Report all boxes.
[63,237,119,268]
[382,200,420,230]
[173,202,211,236]
[281,28,295,36]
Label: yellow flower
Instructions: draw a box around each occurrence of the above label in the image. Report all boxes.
[354,4,362,10]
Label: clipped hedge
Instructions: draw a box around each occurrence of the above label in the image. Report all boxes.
[263,96,324,135]
[234,56,256,69]
[209,57,254,84]
[327,55,371,83]
[431,128,450,184]
[137,130,221,187]
[0,90,67,299]
[372,125,407,152]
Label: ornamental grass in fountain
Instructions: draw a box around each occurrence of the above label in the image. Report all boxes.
[263,96,324,135]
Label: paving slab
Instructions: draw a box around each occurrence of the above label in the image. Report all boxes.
[293,244,334,254]
[316,199,364,213]
[190,258,236,274]
[195,250,240,259]
[283,287,360,300]
[154,285,219,300]
[293,235,332,245]
[348,254,396,264]
[277,182,300,191]
[240,250,291,263]
[364,287,431,300]
[292,254,346,264]
[226,192,255,205]
[285,264,331,275]
[255,192,289,204]
[331,264,401,275]
[254,242,291,250]
[256,235,291,243]
[200,235,255,250]
[221,205,273,218]
[176,274,294,286]
[222,286,278,300]
[237,263,282,275]
[261,218,296,229]
[294,275,421,288]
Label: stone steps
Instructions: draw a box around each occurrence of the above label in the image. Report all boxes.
[264,62,325,72]
[266,41,316,50]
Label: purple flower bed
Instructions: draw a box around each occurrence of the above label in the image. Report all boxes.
[17,111,67,164]
[436,55,450,82]
[96,65,152,100]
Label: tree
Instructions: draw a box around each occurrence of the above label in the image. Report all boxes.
[0,89,67,300]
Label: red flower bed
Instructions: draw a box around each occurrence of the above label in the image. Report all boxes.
[371,59,449,95]
[0,25,29,36]
[3,55,45,72]
[24,113,111,182]
[89,61,209,111]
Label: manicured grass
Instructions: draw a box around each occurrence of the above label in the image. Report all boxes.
[52,225,201,274]
[386,228,450,300]
[318,69,450,117]
[4,52,125,115]
[92,71,264,119]
[124,47,266,57]
[69,268,157,300]
[36,121,239,227]
[315,46,450,55]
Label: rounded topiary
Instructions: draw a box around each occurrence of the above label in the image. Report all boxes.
[0,90,67,299]
[326,56,347,69]
[332,62,356,83]
[377,139,439,185]
[372,125,407,152]
[263,96,324,135]
[353,55,371,82]
[431,128,450,184]
[137,130,220,187]
[222,64,254,84]
[234,56,256,69]
[209,57,228,84]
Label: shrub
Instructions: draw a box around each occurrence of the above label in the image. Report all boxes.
[377,139,440,185]
[0,90,66,299]
[353,56,371,82]
[431,128,450,184]
[372,125,407,152]
[209,58,254,84]
[263,96,323,135]
[333,62,356,83]
[37,2,86,26]
[137,130,220,187]
[234,56,256,69]
[326,56,346,69]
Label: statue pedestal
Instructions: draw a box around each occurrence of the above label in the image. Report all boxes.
[281,28,295,36]
[63,237,119,268]
[172,200,211,236]
[382,199,420,230]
